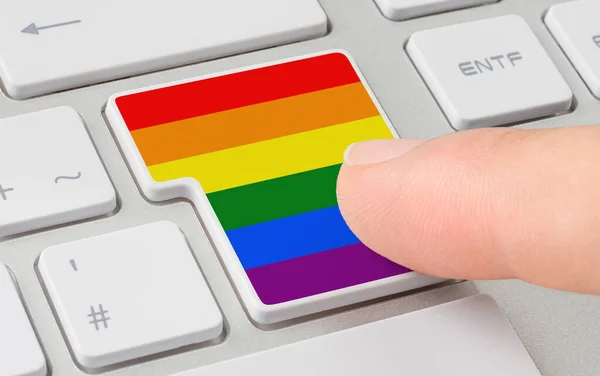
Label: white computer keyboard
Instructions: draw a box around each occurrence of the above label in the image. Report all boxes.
[1,0,598,375]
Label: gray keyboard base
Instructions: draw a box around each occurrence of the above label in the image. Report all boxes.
[1,0,599,375]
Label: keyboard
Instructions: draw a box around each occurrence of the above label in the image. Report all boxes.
[0,0,599,375]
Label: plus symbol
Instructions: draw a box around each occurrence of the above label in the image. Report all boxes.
[0,184,14,201]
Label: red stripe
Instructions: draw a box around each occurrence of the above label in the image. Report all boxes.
[116,53,360,131]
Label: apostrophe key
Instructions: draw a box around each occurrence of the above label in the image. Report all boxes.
[38,222,223,369]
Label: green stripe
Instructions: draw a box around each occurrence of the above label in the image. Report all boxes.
[207,164,341,231]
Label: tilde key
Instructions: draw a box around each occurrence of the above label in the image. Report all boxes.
[0,107,116,238]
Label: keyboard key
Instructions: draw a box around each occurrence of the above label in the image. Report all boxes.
[374,0,497,21]
[407,15,573,130]
[0,1,327,99]
[0,107,116,238]
[173,295,542,376]
[38,221,223,369]
[0,264,47,376]
[546,0,600,98]
[106,51,445,324]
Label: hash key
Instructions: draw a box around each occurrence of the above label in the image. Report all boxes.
[38,221,223,369]
[407,15,573,130]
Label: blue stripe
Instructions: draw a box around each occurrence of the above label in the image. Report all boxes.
[225,205,360,269]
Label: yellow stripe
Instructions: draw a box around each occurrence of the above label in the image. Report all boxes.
[148,116,393,193]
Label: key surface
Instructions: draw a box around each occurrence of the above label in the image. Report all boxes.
[374,0,497,21]
[106,51,444,325]
[173,295,542,376]
[0,0,327,99]
[38,221,223,369]
[407,15,573,130]
[546,0,600,98]
[0,264,47,376]
[0,107,116,238]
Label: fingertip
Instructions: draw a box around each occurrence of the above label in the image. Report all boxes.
[337,126,600,295]
[338,137,430,251]
[336,132,518,281]
[343,138,428,166]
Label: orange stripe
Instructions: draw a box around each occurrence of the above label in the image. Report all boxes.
[131,82,379,166]
[118,53,360,130]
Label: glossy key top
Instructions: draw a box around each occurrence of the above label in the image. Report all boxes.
[106,51,444,324]
[0,264,47,376]
[39,222,223,369]
[0,107,116,238]
[546,0,600,98]
[374,0,497,21]
[174,295,542,376]
[0,0,327,99]
[407,15,573,130]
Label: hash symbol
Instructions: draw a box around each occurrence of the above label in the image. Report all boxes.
[88,304,110,331]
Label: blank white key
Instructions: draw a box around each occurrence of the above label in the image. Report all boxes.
[0,107,116,238]
[0,1,327,99]
[0,264,47,376]
[374,0,497,21]
[546,0,600,98]
[174,295,541,376]
[38,221,223,369]
[407,15,573,130]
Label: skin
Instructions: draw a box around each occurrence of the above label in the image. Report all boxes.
[337,126,600,295]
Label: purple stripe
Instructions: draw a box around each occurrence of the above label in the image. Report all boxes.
[245,243,412,305]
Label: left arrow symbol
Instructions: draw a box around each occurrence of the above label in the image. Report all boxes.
[21,20,82,35]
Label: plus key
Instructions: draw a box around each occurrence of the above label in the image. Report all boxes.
[0,107,116,238]
[0,184,14,201]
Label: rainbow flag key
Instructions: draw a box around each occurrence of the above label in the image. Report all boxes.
[106,51,444,324]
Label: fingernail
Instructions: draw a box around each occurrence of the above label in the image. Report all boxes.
[344,139,427,166]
